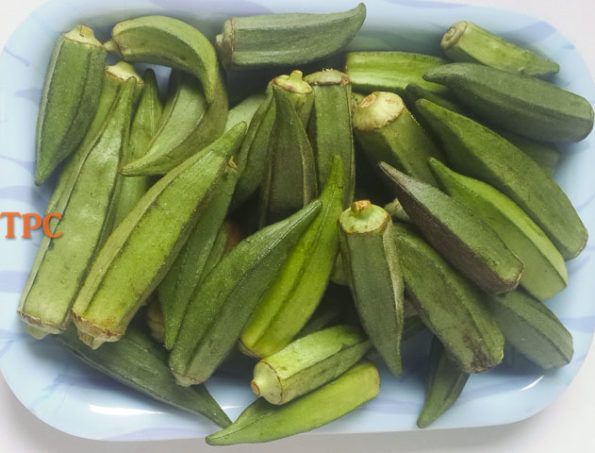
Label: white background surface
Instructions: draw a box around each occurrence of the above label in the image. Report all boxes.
[1,0,595,452]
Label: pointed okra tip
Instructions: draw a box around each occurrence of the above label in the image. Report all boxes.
[340,200,390,234]
[352,91,405,131]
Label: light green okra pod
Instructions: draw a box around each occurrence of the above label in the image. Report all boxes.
[429,158,567,301]
[353,91,445,187]
[122,71,228,176]
[414,99,588,260]
[441,21,560,77]
[417,337,469,428]
[240,157,344,358]
[225,93,267,131]
[71,123,246,349]
[207,361,379,445]
[35,25,106,185]
[392,222,504,373]
[339,201,404,377]
[345,51,448,97]
[18,79,136,338]
[251,324,371,405]
[105,16,219,103]
[158,165,240,350]
[305,69,356,208]
[113,69,163,227]
[487,291,573,369]
[57,326,231,428]
[215,4,366,70]
[169,200,322,386]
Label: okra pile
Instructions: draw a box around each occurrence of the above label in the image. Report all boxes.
[18,2,594,444]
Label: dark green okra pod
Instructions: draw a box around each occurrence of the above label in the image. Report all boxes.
[241,157,344,358]
[122,71,228,176]
[305,69,356,207]
[380,163,523,294]
[18,79,136,339]
[487,291,573,369]
[56,326,231,427]
[113,69,163,226]
[339,201,404,377]
[441,21,560,77]
[414,99,588,259]
[353,91,445,187]
[169,200,322,386]
[71,124,246,349]
[158,164,240,350]
[207,361,379,445]
[35,25,107,184]
[499,132,561,176]
[215,4,366,70]
[259,75,318,226]
[417,337,470,428]
[392,222,504,373]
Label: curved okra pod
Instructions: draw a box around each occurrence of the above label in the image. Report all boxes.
[57,326,231,428]
[338,201,404,377]
[240,157,344,358]
[499,132,561,176]
[429,159,567,301]
[353,91,445,187]
[18,79,136,338]
[345,51,447,97]
[417,337,470,428]
[251,325,371,405]
[35,25,106,184]
[414,99,588,259]
[380,163,523,294]
[305,69,355,207]
[441,21,560,77]
[122,71,228,176]
[215,4,366,70]
[169,200,322,386]
[71,124,246,349]
[45,62,143,216]
[158,165,240,350]
[392,222,504,373]
[487,291,573,369]
[113,69,163,226]
[105,16,219,103]
[258,78,318,226]
[207,361,379,445]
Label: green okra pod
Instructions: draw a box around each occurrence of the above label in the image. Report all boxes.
[415,99,588,259]
[225,93,267,131]
[206,361,379,445]
[430,159,567,301]
[499,132,561,176]
[201,221,245,279]
[295,284,350,339]
[353,91,445,187]
[380,163,523,294]
[384,197,411,223]
[424,63,594,142]
[345,51,448,97]
[392,222,504,373]
[146,297,165,344]
[19,79,136,338]
[215,4,366,70]
[122,71,228,176]
[417,337,470,428]
[169,200,322,386]
[105,16,219,103]
[35,25,106,184]
[113,69,163,227]
[404,83,462,114]
[305,69,356,207]
[441,21,560,77]
[240,157,344,358]
[487,291,573,369]
[251,325,371,405]
[71,124,246,349]
[339,201,404,376]
[56,326,231,428]
[158,164,240,350]
[259,81,318,226]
